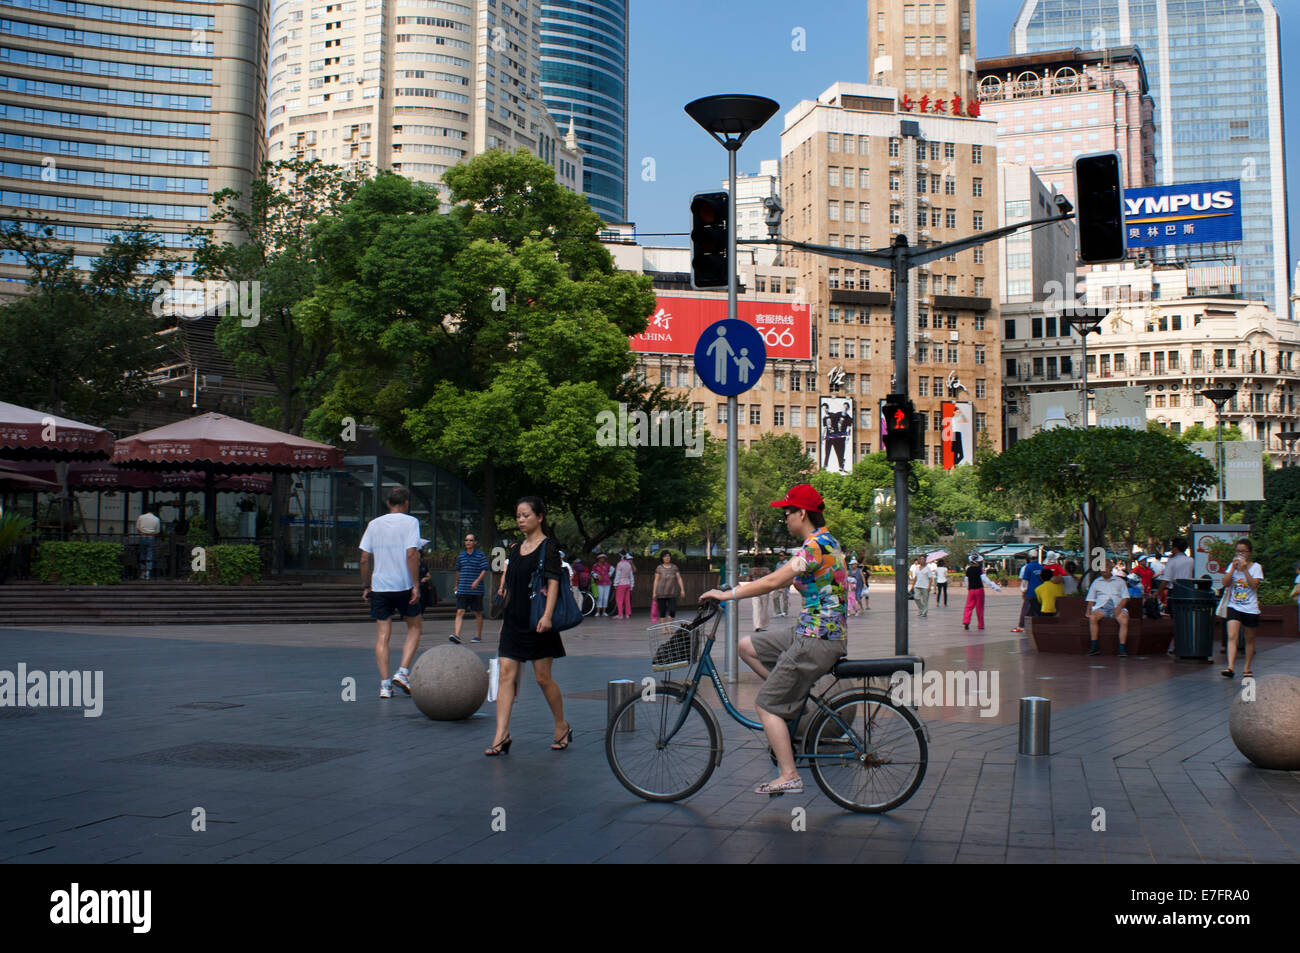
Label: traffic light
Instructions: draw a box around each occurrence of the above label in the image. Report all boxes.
[880,395,919,462]
[1073,152,1127,264]
[690,191,729,289]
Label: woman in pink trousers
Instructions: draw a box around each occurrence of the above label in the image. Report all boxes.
[613,554,635,619]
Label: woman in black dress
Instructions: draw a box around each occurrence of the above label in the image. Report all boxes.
[487,496,572,756]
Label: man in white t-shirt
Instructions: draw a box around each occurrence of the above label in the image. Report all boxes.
[135,505,161,580]
[1085,561,1132,657]
[360,485,423,699]
[913,559,935,617]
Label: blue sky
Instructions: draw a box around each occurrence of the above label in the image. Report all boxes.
[626,0,1298,282]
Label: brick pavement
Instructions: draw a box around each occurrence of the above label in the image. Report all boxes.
[2,590,1297,863]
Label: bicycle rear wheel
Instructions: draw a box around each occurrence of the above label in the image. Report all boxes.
[578,589,596,616]
[606,682,719,802]
[806,690,927,813]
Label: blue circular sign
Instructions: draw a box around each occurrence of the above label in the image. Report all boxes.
[693,319,767,396]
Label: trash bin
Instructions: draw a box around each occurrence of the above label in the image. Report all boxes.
[1169,578,1216,660]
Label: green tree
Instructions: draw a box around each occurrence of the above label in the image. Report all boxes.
[0,219,175,423]
[978,427,1217,561]
[189,157,365,436]
[739,433,812,552]
[310,152,665,548]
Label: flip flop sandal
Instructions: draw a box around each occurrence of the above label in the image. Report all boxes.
[754,777,803,796]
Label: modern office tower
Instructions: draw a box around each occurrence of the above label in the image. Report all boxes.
[539,0,627,223]
[266,0,582,202]
[1013,0,1290,313]
[0,0,268,296]
[782,81,1003,464]
[976,46,1156,209]
[870,0,979,105]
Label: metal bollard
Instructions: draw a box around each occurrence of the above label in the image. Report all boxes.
[1018,696,1051,756]
[608,678,636,732]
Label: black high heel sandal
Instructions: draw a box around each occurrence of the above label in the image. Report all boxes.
[485,734,512,756]
[550,724,573,751]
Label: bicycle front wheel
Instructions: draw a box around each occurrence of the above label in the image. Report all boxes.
[606,682,719,802]
[579,589,596,616]
[806,690,927,813]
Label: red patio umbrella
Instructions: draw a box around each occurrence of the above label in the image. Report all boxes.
[0,401,115,462]
[3,461,272,494]
[111,413,342,539]
[0,466,60,492]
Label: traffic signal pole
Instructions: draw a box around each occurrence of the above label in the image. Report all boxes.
[725,141,739,684]
[746,209,1073,655]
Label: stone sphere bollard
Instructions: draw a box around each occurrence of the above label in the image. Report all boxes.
[409,644,489,721]
[1228,674,1300,770]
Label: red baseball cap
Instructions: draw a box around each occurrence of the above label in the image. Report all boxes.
[770,484,824,513]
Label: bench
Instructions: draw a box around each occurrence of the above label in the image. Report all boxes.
[1029,595,1173,655]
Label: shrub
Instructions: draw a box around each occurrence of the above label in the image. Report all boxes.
[192,544,262,585]
[34,541,122,585]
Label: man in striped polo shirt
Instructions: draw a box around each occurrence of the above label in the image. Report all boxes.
[449,532,490,644]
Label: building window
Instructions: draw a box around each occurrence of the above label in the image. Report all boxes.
[972,178,983,197]
[973,278,984,296]
[972,144,982,164]
[774,370,786,391]
[973,211,983,230]
[717,404,728,424]
[1005,358,1017,379]
[975,379,986,399]
[975,345,985,365]
[774,408,786,427]
[791,407,802,427]
[948,346,958,363]
[889,138,900,158]
[974,314,985,331]
[791,372,802,392]
[944,178,955,196]
[750,406,761,426]
[1004,318,1016,339]
[919,377,929,397]
[975,412,986,432]
[829,338,840,358]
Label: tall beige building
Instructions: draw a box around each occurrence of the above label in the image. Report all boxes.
[266,0,582,198]
[781,81,1002,464]
[0,0,268,296]
[870,0,979,106]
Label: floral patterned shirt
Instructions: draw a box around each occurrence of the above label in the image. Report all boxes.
[789,530,849,640]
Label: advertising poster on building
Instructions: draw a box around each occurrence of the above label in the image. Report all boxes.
[1123,180,1243,249]
[632,296,812,360]
[941,401,973,469]
[1028,389,1080,432]
[1092,386,1146,429]
[819,395,854,475]
[1028,386,1145,432]
[1189,441,1265,502]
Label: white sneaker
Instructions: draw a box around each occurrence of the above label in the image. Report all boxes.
[392,672,411,695]
[380,684,392,699]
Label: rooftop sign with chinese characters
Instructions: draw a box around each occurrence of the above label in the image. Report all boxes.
[899,93,981,117]
[1122,180,1242,248]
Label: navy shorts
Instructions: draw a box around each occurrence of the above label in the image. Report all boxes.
[369,590,420,620]
[1226,607,1259,628]
[456,593,484,613]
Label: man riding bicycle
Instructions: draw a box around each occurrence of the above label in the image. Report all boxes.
[701,484,848,796]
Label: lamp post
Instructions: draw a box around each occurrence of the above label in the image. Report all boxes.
[1063,307,1107,583]
[1200,387,1238,522]
[685,94,779,684]
[1277,429,1300,468]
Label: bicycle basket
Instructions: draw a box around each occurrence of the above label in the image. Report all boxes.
[648,621,699,672]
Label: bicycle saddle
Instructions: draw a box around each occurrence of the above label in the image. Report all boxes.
[833,656,924,679]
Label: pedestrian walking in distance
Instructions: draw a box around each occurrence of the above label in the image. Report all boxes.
[962,553,1000,630]
[613,553,635,619]
[1221,538,1264,678]
[933,558,949,606]
[449,532,489,644]
[592,553,613,617]
[360,486,423,699]
[653,550,686,620]
[749,555,771,631]
[487,496,571,756]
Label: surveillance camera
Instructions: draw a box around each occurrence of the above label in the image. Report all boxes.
[1053,193,1073,214]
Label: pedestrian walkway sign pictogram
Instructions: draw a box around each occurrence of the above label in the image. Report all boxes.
[693,319,766,396]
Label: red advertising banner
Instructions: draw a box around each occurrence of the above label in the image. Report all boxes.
[941,400,974,470]
[632,295,812,360]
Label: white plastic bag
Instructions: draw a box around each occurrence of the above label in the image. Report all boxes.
[487,657,500,703]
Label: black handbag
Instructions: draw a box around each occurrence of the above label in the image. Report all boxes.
[529,539,582,632]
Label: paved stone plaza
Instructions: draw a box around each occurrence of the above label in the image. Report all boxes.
[2,589,1298,864]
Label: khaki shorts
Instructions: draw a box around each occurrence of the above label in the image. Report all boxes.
[749,626,847,720]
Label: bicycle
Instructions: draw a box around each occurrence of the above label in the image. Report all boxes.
[605,600,929,813]
[572,585,596,617]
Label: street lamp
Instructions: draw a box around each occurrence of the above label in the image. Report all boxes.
[685,94,779,684]
[1277,429,1300,468]
[1200,386,1238,522]
[1063,306,1107,582]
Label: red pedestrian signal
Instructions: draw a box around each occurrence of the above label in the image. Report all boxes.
[690,191,729,289]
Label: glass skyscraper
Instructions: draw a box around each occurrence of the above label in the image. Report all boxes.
[540,0,628,223]
[1013,0,1290,314]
